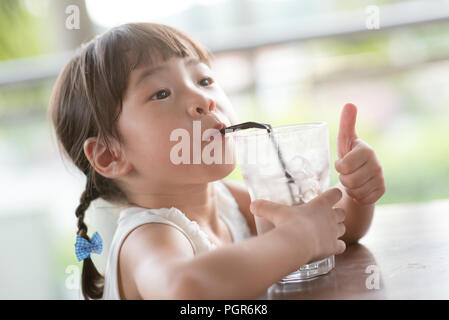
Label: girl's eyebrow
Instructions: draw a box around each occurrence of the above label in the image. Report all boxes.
[134,57,203,89]
[185,57,201,66]
[134,65,167,88]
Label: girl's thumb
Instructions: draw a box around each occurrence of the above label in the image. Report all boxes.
[337,103,358,159]
[250,199,288,225]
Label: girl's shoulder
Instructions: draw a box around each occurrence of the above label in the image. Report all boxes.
[118,217,196,299]
[219,179,257,236]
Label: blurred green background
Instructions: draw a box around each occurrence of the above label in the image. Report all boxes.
[1,0,448,299]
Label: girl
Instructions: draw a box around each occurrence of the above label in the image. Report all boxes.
[49,23,385,300]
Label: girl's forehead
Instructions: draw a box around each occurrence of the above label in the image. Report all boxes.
[135,55,203,76]
[146,53,204,68]
[128,55,207,90]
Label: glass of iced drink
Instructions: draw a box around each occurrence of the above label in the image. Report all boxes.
[232,122,334,282]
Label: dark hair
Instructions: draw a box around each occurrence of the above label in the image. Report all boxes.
[49,22,212,299]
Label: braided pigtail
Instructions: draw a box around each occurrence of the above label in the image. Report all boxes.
[75,174,104,300]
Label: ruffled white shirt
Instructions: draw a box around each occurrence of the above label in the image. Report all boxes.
[102,180,251,299]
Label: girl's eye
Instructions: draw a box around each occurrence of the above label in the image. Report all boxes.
[199,77,214,86]
[151,89,170,100]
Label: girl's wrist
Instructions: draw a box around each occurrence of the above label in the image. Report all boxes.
[275,221,316,265]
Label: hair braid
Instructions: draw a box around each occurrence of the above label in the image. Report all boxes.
[75,173,104,299]
[75,175,99,239]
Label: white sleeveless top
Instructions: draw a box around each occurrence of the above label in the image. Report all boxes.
[102,180,251,300]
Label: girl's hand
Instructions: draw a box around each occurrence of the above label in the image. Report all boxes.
[336,103,386,205]
[249,188,346,262]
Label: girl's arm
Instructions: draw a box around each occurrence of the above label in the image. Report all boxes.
[121,220,314,300]
[172,223,314,299]
[334,183,374,245]
[221,179,257,236]
[333,103,385,244]
[121,188,345,300]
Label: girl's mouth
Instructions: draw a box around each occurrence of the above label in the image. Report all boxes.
[204,129,226,142]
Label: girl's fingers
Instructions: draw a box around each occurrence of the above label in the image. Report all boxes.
[339,160,380,189]
[312,188,343,207]
[336,239,346,255]
[346,175,382,200]
[249,199,290,226]
[334,208,345,223]
[337,222,346,238]
[335,141,372,175]
[356,188,385,206]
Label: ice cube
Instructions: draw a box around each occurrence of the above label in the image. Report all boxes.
[286,155,315,182]
[296,178,321,203]
[303,149,328,172]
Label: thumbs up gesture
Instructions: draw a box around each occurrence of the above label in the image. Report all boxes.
[335,103,386,205]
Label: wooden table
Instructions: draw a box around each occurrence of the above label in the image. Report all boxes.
[260,199,449,299]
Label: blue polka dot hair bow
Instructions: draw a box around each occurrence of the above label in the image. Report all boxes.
[75,232,103,262]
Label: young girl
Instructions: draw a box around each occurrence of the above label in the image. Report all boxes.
[49,22,385,300]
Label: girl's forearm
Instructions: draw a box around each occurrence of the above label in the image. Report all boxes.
[334,183,374,244]
[173,224,313,299]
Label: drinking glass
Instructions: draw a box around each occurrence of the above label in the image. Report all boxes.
[232,122,334,282]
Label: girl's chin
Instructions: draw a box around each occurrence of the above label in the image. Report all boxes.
[185,162,237,183]
[203,162,237,179]
[164,159,237,183]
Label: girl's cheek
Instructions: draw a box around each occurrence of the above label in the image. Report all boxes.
[223,105,238,126]
[217,94,238,125]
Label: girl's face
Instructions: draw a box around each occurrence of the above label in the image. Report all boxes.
[118,55,238,187]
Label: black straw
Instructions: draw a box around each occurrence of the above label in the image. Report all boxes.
[222,121,297,204]
[220,121,272,134]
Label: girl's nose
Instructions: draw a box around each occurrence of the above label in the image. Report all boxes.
[188,99,216,118]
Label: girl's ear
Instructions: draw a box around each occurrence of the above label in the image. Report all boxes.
[83,137,133,178]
